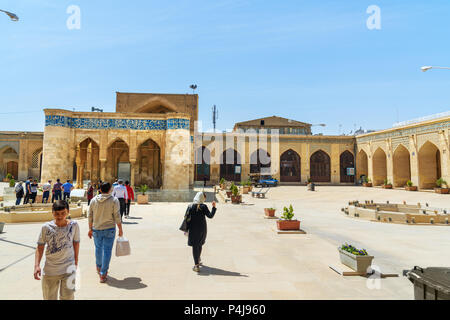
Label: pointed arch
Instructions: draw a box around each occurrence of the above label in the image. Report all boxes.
[340,150,355,183]
[393,144,411,187]
[250,148,271,174]
[372,147,387,186]
[310,150,330,182]
[356,149,368,181]
[220,148,241,182]
[195,146,211,181]
[107,138,130,182]
[136,138,161,188]
[418,141,441,189]
[280,149,301,182]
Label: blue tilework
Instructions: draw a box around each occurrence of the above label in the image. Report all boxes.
[45,115,190,130]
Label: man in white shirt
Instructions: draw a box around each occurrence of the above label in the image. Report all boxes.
[42,180,52,203]
[112,179,128,220]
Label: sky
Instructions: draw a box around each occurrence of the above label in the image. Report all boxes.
[1,0,450,135]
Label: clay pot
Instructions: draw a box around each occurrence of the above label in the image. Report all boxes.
[137,194,149,204]
[231,195,241,204]
[363,183,372,187]
[277,219,300,230]
[434,188,449,194]
[226,191,232,198]
[264,208,275,217]
[382,185,393,189]
[405,186,417,191]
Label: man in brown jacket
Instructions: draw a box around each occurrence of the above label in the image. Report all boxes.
[88,182,124,283]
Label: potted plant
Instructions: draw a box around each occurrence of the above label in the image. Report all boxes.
[277,205,300,230]
[247,179,253,192]
[362,176,372,187]
[137,184,149,204]
[264,207,276,217]
[3,173,12,183]
[240,180,250,194]
[382,179,393,189]
[338,243,374,274]
[219,178,225,190]
[9,178,16,188]
[306,178,315,191]
[435,178,449,194]
[230,184,241,204]
[405,180,417,191]
[226,182,235,198]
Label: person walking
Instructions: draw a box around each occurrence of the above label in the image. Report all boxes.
[87,183,94,205]
[23,177,32,204]
[42,180,52,203]
[52,179,63,202]
[112,179,128,220]
[30,179,39,203]
[180,192,217,272]
[62,180,74,201]
[124,180,134,218]
[88,182,124,283]
[15,181,24,205]
[34,200,80,300]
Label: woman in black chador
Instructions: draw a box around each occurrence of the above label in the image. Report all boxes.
[180,192,217,272]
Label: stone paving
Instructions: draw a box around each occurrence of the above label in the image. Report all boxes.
[1,185,450,300]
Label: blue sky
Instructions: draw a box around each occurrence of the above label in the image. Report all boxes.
[1,0,449,134]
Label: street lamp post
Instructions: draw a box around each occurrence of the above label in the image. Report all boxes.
[421,66,450,72]
[0,9,19,21]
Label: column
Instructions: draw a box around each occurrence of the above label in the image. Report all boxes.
[100,159,106,182]
[130,160,136,187]
[386,139,394,184]
[331,144,340,184]
[409,135,419,187]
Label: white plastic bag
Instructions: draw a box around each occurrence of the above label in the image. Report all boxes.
[115,236,131,257]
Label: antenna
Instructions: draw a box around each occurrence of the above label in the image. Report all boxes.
[212,105,218,133]
[91,107,103,112]
[189,84,197,94]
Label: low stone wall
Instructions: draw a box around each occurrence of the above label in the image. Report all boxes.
[145,189,198,202]
[344,203,450,225]
[0,204,83,223]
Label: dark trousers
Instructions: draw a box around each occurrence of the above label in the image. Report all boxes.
[192,245,203,265]
[42,191,50,203]
[24,192,31,204]
[118,198,126,218]
[31,192,37,203]
[52,190,62,202]
[125,201,131,216]
[15,197,22,206]
[63,192,70,201]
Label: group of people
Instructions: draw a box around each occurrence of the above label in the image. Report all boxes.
[14,178,73,205]
[32,176,216,300]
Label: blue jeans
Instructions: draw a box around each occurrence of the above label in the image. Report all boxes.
[93,227,116,276]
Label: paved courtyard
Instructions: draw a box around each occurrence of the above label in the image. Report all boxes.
[1,185,450,300]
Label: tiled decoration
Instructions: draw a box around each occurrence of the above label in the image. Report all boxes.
[45,115,190,130]
[357,120,450,143]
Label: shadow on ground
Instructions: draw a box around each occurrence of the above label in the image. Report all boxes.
[122,222,138,225]
[198,265,248,277]
[204,191,218,203]
[126,216,143,219]
[106,276,148,290]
